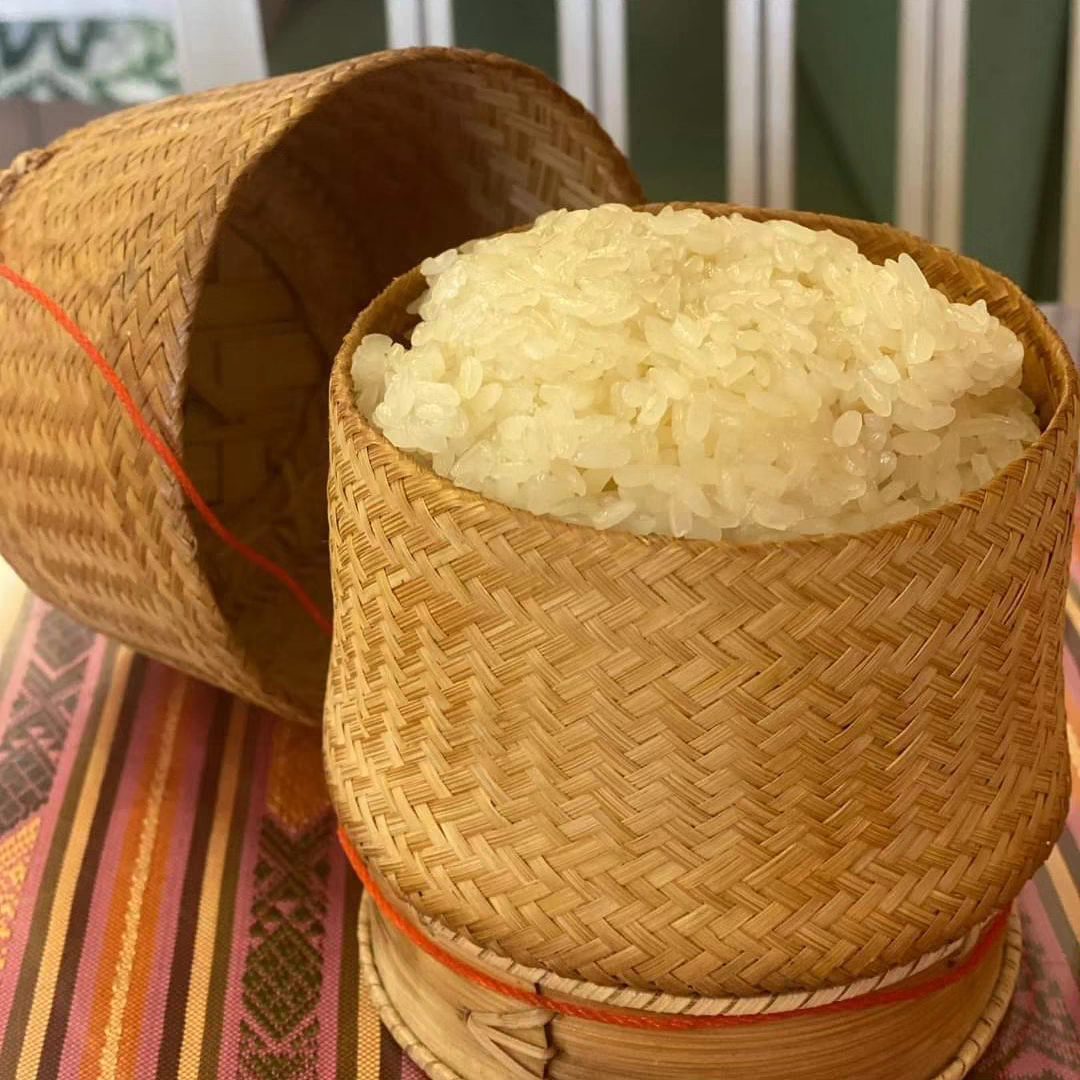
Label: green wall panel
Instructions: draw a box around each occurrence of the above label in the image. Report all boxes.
[964,0,1068,299]
[795,0,898,222]
[265,0,386,74]
[627,0,727,202]
[453,0,558,76]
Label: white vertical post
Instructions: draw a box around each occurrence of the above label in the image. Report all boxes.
[727,0,763,205]
[172,0,268,92]
[557,0,597,111]
[931,0,969,251]
[763,0,796,208]
[423,0,455,47]
[1062,0,1080,317]
[596,0,629,151]
[896,0,934,237]
[385,0,424,49]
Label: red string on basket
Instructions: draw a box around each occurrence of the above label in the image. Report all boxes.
[338,827,1009,1032]
[0,264,1011,1030]
[0,264,333,637]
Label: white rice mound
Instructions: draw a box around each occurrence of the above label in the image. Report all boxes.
[352,205,1039,540]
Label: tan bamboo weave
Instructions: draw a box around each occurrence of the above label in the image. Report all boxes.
[326,203,1078,996]
[0,48,642,724]
[358,895,1021,1080]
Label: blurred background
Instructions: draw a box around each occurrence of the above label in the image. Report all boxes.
[1,0,1076,347]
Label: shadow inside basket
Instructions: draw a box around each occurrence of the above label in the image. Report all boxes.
[182,57,595,718]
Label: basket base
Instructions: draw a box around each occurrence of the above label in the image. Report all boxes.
[359,895,1020,1080]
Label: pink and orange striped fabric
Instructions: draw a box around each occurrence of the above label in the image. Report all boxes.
[0,541,1075,1078]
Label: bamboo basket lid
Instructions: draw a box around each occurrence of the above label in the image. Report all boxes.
[326,203,1078,996]
[0,48,642,724]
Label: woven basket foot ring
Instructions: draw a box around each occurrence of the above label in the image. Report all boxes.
[358,894,1022,1080]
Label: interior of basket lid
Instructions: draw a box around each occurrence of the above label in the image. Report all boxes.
[182,57,584,718]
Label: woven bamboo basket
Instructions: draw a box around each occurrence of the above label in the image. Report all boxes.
[0,48,642,724]
[325,203,1077,1075]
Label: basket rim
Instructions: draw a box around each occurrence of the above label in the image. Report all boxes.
[34,47,643,212]
[329,201,1078,555]
[193,45,644,246]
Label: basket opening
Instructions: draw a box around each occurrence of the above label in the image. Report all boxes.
[183,56,607,719]
[335,204,1074,568]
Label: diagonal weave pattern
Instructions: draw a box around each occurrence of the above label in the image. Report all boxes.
[0,48,642,724]
[326,204,1079,997]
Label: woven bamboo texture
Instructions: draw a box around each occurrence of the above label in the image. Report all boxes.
[358,895,1021,1080]
[0,48,642,725]
[326,203,1079,996]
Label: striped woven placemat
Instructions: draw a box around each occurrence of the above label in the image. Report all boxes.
[0,536,1075,1078]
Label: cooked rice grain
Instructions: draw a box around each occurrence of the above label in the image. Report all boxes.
[353,205,1038,539]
